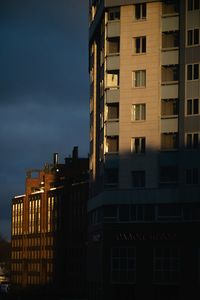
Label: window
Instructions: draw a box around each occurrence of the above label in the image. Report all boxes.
[107,37,120,54]
[188,0,200,10]
[157,204,182,219]
[106,136,119,153]
[104,169,118,187]
[161,133,178,150]
[162,31,179,48]
[187,64,199,80]
[187,29,199,46]
[133,36,146,54]
[161,99,179,116]
[186,168,199,184]
[134,3,146,20]
[162,65,179,82]
[111,247,136,283]
[132,171,145,188]
[106,103,119,120]
[108,7,120,21]
[133,70,146,87]
[132,104,146,121]
[160,166,178,185]
[162,0,179,15]
[187,98,199,115]
[131,137,146,154]
[186,133,199,149]
[153,247,180,283]
[107,70,119,88]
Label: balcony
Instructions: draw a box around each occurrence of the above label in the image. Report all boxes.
[161,83,178,98]
[106,103,119,120]
[107,21,120,38]
[161,98,178,117]
[106,70,119,89]
[162,1,179,16]
[162,16,179,31]
[162,65,179,84]
[161,118,178,133]
[162,49,179,65]
[161,132,178,151]
[106,55,120,71]
[105,88,120,103]
[162,31,179,49]
[105,136,119,153]
[105,121,119,136]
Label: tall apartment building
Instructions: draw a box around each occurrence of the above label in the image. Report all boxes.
[88,1,200,299]
[11,147,88,298]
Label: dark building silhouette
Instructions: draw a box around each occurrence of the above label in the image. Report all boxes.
[88,0,200,299]
[11,147,88,298]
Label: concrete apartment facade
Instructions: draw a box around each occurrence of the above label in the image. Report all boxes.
[88,0,200,299]
[11,148,88,298]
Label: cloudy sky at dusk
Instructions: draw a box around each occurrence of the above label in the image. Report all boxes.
[0,0,89,240]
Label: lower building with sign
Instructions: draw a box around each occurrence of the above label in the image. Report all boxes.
[87,201,200,300]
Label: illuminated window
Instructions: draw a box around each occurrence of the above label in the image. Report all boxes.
[131,137,146,154]
[132,70,146,87]
[132,104,146,121]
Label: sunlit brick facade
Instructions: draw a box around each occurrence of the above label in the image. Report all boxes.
[11,147,88,298]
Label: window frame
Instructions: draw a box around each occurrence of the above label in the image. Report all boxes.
[186,98,199,115]
[186,132,199,149]
[132,70,146,88]
[187,28,200,46]
[187,0,200,11]
[131,170,146,188]
[186,168,199,185]
[131,103,146,121]
[134,3,147,20]
[133,36,146,54]
[131,137,146,154]
[187,63,199,80]
[111,247,136,283]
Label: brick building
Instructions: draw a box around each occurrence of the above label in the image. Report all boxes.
[11,147,88,298]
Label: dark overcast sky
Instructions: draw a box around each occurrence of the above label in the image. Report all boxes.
[0,0,89,240]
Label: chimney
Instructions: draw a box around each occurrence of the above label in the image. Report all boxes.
[53,153,59,165]
[72,146,78,160]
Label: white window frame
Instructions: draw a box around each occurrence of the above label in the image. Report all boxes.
[131,103,146,121]
[186,132,199,149]
[133,36,146,54]
[131,137,146,154]
[186,98,199,115]
[187,28,200,46]
[187,63,199,80]
[134,3,147,20]
[132,70,146,87]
